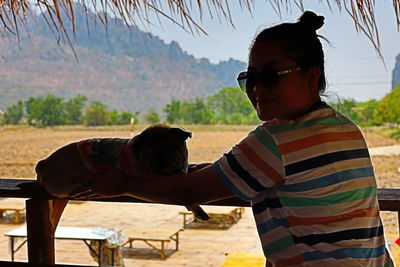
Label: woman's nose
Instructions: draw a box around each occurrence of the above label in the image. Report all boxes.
[253,79,266,94]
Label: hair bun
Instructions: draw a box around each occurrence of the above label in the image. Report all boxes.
[299,11,324,31]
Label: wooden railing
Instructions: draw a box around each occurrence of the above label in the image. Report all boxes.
[1,178,400,267]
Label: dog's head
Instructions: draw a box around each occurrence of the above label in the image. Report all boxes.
[134,124,191,175]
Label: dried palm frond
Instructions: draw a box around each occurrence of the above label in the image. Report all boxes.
[0,0,399,51]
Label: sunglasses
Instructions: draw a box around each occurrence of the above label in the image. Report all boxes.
[237,67,302,93]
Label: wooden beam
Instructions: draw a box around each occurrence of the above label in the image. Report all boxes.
[377,188,400,211]
[1,179,400,209]
[26,199,68,264]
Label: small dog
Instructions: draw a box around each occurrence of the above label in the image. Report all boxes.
[33,124,208,220]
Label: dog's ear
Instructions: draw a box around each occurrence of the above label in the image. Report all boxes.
[170,127,192,142]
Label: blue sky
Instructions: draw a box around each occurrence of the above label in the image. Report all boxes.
[134,1,400,102]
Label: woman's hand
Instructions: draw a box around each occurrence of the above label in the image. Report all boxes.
[69,170,129,199]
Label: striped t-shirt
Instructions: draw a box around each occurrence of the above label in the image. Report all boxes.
[214,102,394,266]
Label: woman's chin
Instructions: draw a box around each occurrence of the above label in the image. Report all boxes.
[256,103,280,121]
[257,112,276,122]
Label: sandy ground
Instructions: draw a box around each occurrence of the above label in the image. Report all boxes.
[0,127,399,266]
[0,203,261,266]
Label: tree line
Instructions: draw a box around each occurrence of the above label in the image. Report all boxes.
[2,95,140,126]
[2,86,400,127]
[1,87,259,126]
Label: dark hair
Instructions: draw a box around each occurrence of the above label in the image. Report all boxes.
[251,11,327,93]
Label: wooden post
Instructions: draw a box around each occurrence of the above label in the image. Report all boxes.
[398,211,400,236]
[26,199,68,264]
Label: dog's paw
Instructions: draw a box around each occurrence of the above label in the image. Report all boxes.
[187,205,210,221]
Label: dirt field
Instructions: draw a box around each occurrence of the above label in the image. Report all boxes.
[0,125,252,178]
[0,126,399,266]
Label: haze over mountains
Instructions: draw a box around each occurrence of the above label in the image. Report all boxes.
[0,4,246,113]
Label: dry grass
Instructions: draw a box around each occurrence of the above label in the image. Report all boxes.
[0,125,252,178]
[0,125,398,178]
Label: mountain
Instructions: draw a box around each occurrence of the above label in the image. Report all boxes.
[392,54,400,89]
[0,4,246,113]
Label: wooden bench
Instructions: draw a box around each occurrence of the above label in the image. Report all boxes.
[0,178,399,267]
[180,207,245,229]
[121,227,182,259]
[0,198,26,223]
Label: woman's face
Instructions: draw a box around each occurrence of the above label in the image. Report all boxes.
[247,40,320,121]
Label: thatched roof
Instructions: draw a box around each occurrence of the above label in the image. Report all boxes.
[0,0,399,51]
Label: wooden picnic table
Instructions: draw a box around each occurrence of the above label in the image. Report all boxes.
[4,226,117,266]
[180,206,245,229]
[121,227,182,259]
[0,198,26,223]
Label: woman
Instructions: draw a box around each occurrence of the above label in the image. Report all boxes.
[72,11,394,266]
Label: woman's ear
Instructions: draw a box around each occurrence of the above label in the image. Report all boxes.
[170,128,192,142]
[307,66,321,93]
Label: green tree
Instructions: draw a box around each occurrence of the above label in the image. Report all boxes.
[145,109,161,124]
[358,99,379,126]
[164,100,183,123]
[25,94,65,126]
[374,86,400,124]
[108,110,139,125]
[4,100,25,125]
[108,110,120,125]
[330,98,360,123]
[84,101,109,126]
[163,87,261,125]
[63,95,88,124]
[119,111,138,125]
[208,87,254,124]
[225,113,244,125]
[243,112,261,125]
[181,98,214,124]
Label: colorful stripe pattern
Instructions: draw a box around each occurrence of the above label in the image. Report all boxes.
[214,102,393,266]
[77,138,137,176]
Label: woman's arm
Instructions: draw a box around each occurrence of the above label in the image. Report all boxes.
[73,164,235,206]
[125,164,235,205]
[188,163,212,172]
